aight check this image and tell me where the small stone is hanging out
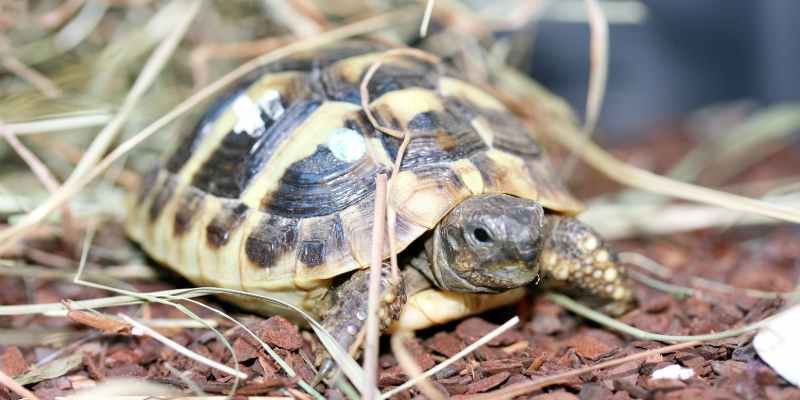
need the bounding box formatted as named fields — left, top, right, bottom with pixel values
left=425, top=332, right=464, bottom=357
left=379, top=354, right=397, bottom=369
left=253, top=316, right=304, bottom=350
left=480, top=359, right=523, bottom=374
left=567, top=331, right=621, bottom=360
left=0, top=347, right=28, bottom=377
left=465, top=371, right=510, bottom=394
left=643, top=377, right=686, bottom=391
left=105, top=363, right=147, bottom=378
left=107, top=349, right=140, bottom=367
left=232, top=337, right=259, bottom=362
left=601, top=359, right=642, bottom=388
left=711, top=360, right=746, bottom=377
left=455, top=317, right=523, bottom=346
left=579, top=383, right=614, bottom=400
left=475, top=345, right=507, bottom=361
left=378, top=366, right=407, bottom=386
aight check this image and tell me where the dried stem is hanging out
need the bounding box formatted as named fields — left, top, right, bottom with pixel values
left=466, top=341, right=702, bottom=399
left=382, top=317, right=519, bottom=399
left=0, top=129, right=74, bottom=241
left=363, top=174, right=388, bottom=400
left=119, top=313, right=247, bottom=379
left=0, top=6, right=421, bottom=253
left=390, top=330, right=445, bottom=400
left=0, top=368, right=39, bottom=400
left=420, top=0, right=435, bottom=37
left=495, top=66, right=800, bottom=224
left=0, top=55, right=62, bottom=98
left=359, top=47, right=441, bottom=281
left=561, top=0, right=608, bottom=179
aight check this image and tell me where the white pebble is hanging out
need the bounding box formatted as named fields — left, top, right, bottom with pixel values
left=232, top=94, right=264, bottom=137
left=651, top=364, right=694, bottom=380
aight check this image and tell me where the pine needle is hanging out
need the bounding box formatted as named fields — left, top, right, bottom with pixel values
left=0, top=6, right=421, bottom=254
left=494, top=65, right=800, bottom=224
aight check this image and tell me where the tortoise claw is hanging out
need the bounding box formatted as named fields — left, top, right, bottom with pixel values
left=313, top=263, right=407, bottom=378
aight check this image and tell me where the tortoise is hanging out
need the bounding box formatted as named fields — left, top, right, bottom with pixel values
left=126, top=39, right=633, bottom=368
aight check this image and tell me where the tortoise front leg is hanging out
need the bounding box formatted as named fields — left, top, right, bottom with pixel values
left=315, top=263, right=405, bottom=377
left=539, top=215, right=634, bottom=315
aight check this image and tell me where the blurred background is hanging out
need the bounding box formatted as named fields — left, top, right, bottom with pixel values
left=1, top=0, right=798, bottom=206
left=524, top=0, right=800, bottom=138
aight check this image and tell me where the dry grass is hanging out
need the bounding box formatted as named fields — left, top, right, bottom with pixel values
left=0, top=1, right=797, bottom=398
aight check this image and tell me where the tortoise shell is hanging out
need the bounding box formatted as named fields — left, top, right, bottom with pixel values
left=126, top=40, right=581, bottom=302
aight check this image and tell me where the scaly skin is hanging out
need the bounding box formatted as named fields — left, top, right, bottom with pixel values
left=316, top=194, right=633, bottom=374
left=315, top=263, right=405, bottom=378
left=538, top=215, right=633, bottom=315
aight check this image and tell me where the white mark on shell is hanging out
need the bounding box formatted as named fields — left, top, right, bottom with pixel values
left=346, top=324, right=358, bottom=335
left=356, top=310, right=367, bottom=321
left=232, top=90, right=284, bottom=138
left=256, top=90, right=284, bottom=121
left=232, top=94, right=263, bottom=137
left=326, top=127, right=366, bottom=163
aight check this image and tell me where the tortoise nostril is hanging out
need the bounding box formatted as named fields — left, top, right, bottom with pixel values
left=473, top=227, right=492, bottom=243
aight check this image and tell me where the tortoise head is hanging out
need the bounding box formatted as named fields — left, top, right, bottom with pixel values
left=427, top=194, right=544, bottom=293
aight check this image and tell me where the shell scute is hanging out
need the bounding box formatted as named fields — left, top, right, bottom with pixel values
left=126, top=40, right=582, bottom=297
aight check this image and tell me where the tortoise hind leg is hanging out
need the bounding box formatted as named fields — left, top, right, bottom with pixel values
left=539, top=215, right=634, bottom=315
left=314, top=263, right=405, bottom=377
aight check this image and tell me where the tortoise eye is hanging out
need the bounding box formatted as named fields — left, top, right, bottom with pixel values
left=472, top=227, right=492, bottom=243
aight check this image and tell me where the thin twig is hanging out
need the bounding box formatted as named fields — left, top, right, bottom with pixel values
left=390, top=331, right=445, bottom=400
left=359, top=48, right=441, bottom=139
left=0, top=55, right=62, bottom=98
left=119, top=313, right=247, bottom=379
left=1, top=131, right=61, bottom=194
left=359, top=47, right=441, bottom=282
left=466, top=341, right=701, bottom=399
left=420, top=0, right=435, bottom=37
left=189, top=36, right=293, bottom=88
left=0, top=129, right=74, bottom=239
left=37, top=0, right=85, bottom=29
left=0, top=6, right=421, bottom=254
left=1, top=112, right=112, bottom=135
left=547, top=292, right=773, bottom=341
left=495, top=66, right=800, bottom=224
left=561, top=0, right=608, bottom=179
left=0, top=368, right=38, bottom=400
left=61, top=0, right=199, bottom=197
left=620, top=252, right=800, bottom=300
left=73, top=226, right=247, bottom=395
left=382, top=317, right=519, bottom=399
left=364, top=174, right=388, bottom=400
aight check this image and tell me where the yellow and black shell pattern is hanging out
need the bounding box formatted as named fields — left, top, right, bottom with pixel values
left=126, top=40, right=582, bottom=302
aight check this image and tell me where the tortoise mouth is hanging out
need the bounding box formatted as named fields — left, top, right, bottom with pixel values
left=469, top=262, right=541, bottom=292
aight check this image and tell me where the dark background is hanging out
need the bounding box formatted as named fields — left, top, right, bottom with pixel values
left=525, top=0, right=800, bottom=138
